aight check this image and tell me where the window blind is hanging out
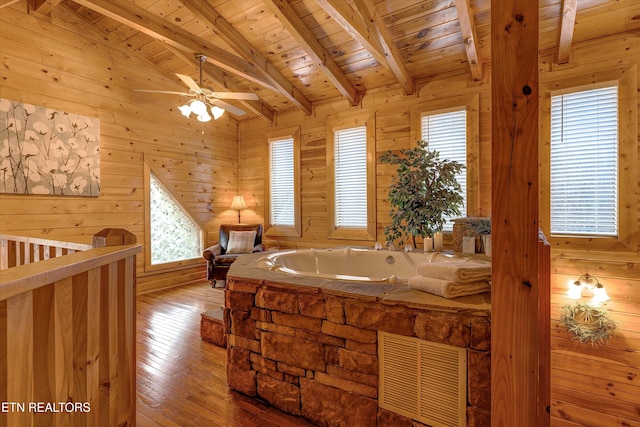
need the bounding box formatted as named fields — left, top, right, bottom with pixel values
left=421, top=110, right=467, bottom=231
left=334, top=126, right=367, bottom=228
left=269, top=138, right=295, bottom=227
left=550, top=86, right=618, bottom=236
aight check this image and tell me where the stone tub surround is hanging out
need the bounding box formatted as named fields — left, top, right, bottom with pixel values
left=225, top=253, right=491, bottom=427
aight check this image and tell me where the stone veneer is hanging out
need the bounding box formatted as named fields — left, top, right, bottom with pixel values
left=225, top=253, right=491, bottom=427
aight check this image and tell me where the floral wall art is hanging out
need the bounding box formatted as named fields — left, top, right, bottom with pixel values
left=0, top=98, right=100, bottom=196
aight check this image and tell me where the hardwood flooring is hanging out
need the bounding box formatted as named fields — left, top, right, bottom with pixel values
left=136, top=281, right=316, bottom=427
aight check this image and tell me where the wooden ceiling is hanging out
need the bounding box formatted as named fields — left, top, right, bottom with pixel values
left=11, top=0, right=640, bottom=122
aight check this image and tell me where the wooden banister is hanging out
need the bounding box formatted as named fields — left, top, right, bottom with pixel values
left=0, top=229, right=141, bottom=427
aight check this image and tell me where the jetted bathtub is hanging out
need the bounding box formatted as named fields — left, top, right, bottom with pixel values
left=256, top=247, right=462, bottom=284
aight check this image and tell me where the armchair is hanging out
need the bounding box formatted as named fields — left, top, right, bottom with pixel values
left=203, top=224, right=264, bottom=287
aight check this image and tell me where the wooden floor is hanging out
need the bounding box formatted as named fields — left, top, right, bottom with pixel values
left=136, top=281, right=316, bottom=427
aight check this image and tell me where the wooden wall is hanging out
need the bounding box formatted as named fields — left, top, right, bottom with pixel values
left=0, top=3, right=237, bottom=293
left=238, top=73, right=493, bottom=248
left=540, top=34, right=640, bottom=426
left=239, top=35, right=640, bottom=427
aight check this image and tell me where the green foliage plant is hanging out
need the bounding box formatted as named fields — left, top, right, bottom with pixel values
left=380, top=139, right=464, bottom=247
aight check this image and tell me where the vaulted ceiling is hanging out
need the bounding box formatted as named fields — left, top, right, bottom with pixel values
left=8, top=0, right=640, bottom=123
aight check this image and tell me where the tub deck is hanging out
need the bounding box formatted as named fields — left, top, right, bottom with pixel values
left=224, top=252, right=491, bottom=426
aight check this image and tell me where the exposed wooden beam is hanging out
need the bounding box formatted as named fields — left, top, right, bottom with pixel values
left=454, top=0, right=483, bottom=81
left=263, top=0, right=363, bottom=106
left=314, top=0, right=387, bottom=66
left=0, top=0, right=20, bottom=8
left=165, top=46, right=275, bottom=124
left=491, top=0, right=542, bottom=426
left=28, top=0, right=62, bottom=15
left=352, top=0, right=415, bottom=95
left=180, top=0, right=311, bottom=115
left=557, top=0, right=578, bottom=64
left=72, top=0, right=281, bottom=95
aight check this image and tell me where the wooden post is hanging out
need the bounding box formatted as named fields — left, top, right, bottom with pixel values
left=491, top=1, right=541, bottom=426
left=92, top=228, right=137, bottom=247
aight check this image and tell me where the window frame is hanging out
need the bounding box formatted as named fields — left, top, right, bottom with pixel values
left=410, top=94, right=480, bottom=225
left=539, top=65, right=638, bottom=253
left=143, top=161, right=205, bottom=273
left=264, top=127, right=301, bottom=238
left=326, top=112, right=376, bottom=241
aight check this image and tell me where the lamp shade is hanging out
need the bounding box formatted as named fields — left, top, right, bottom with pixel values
left=211, top=105, right=225, bottom=120
left=230, top=195, right=248, bottom=210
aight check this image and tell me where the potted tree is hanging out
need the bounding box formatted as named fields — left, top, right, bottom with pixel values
left=380, top=139, right=464, bottom=248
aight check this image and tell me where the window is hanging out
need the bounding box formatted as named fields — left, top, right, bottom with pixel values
left=540, top=66, right=637, bottom=252
left=269, top=138, right=295, bottom=226
left=420, top=109, right=467, bottom=231
left=550, top=86, right=618, bottom=236
left=327, top=113, right=376, bottom=240
left=148, top=172, right=202, bottom=265
left=334, top=126, right=367, bottom=228
left=265, top=127, right=301, bottom=237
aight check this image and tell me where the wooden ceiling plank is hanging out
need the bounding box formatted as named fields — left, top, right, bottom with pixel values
left=352, top=0, right=416, bottom=95
left=263, top=0, right=363, bottom=106
left=454, top=0, right=483, bottom=81
left=180, top=0, right=311, bottom=115
left=72, top=0, right=279, bottom=93
left=557, top=0, right=577, bottom=64
left=164, top=46, right=275, bottom=124
left=314, top=0, right=387, bottom=66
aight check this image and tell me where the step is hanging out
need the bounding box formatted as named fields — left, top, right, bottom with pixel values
left=200, top=307, right=226, bottom=348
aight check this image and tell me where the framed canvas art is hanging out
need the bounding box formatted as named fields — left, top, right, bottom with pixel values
left=0, top=98, right=100, bottom=196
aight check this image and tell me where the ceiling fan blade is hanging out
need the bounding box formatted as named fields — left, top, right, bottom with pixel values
left=133, top=89, right=191, bottom=96
left=213, top=100, right=246, bottom=117
left=175, top=73, right=201, bottom=92
left=209, top=92, right=258, bottom=100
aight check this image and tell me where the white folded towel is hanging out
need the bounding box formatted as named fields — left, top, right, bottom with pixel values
left=408, top=275, right=491, bottom=299
left=416, top=261, right=491, bottom=283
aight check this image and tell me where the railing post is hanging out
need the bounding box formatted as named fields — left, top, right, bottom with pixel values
left=92, top=228, right=137, bottom=247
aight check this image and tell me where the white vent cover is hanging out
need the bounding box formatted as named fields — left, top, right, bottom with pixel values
left=379, top=332, right=467, bottom=427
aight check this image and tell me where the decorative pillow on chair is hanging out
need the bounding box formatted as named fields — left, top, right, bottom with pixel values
left=226, top=230, right=257, bottom=254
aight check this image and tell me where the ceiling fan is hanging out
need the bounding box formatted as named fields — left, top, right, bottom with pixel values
left=134, top=54, right=258, bottom=121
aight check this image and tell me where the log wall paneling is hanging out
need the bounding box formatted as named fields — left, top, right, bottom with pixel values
left=0, top=3, right=236, bottom=293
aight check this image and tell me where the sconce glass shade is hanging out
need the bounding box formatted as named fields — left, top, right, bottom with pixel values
left=211, top=105, right=225, bottom=120
left=592, top=283, right=610, bottom=304
left=567, top=281, right=583, bottom=299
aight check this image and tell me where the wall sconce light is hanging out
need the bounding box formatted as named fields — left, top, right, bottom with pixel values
left=568, top=273, right=610, bottom=305
left=230, top=195, right=248, bottom=224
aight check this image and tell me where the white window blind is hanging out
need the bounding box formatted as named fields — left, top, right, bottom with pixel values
left=421, top=110, right=467, bottom=231
left=550, top=86, right=618, bottom=236
left=269, top=138, right=295, bottom=227
left=334, top=126, right=367, bottom=228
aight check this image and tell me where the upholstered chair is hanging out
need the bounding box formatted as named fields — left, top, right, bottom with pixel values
left=202, top=224, right=263, bottom=287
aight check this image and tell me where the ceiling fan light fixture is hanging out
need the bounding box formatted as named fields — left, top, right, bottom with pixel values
left=189, top=99, right=207, bottom=115
left=211, top=105, right=225, bottom=120
left=196, top=112, right=212, bottom=122
left=178, top=104, right=192, bottom=118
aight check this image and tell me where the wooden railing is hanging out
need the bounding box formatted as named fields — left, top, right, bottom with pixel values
left=0, top=229, right=141, bottom=427
left=0, top=234, right=92, bottom=270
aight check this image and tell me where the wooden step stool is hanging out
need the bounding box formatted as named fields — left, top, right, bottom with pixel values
left=200, top=307, right=226, bottom=347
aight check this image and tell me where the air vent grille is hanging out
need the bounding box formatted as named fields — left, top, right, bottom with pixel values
left=379, top=332, right=467, bottom=427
